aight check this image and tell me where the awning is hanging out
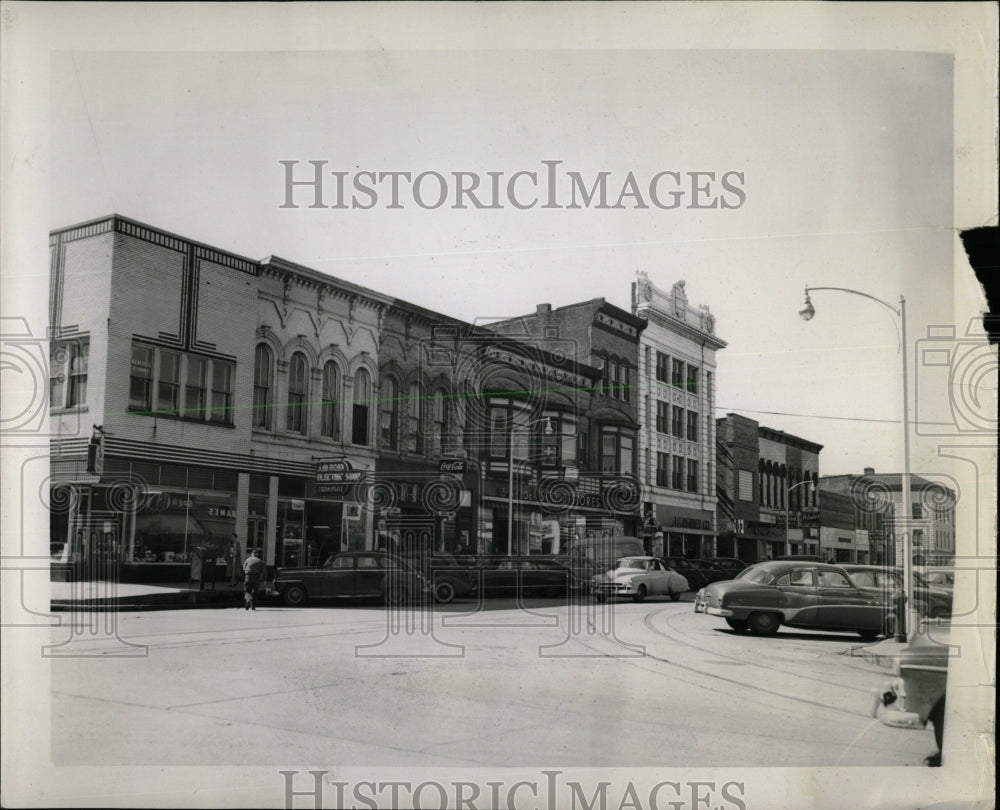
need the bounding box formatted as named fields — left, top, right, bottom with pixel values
left=135, top=513, right=206, bottom=536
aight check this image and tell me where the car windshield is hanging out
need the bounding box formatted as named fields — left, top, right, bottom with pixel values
left=617, top=557, right=649, bottom=570
left=735, top=565, right=776, bottom=585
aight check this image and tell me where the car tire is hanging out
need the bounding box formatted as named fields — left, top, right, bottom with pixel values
left=669, top=590, right=681, bottom=602
left=594, top=591, right=606, bottom=602
left=283, top=584, right=307, bottom=607
left=748, top=612, right=781, bottom=635
left=725, top=618, right=749, bottom=633
left=632, top=585, right=647, bottom=603
left=434, top=580, right=456, bottom=604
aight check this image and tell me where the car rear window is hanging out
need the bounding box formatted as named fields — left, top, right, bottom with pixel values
left=736, top=565, right=775, bottom=585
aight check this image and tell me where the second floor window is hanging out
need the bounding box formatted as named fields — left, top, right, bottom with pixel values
left=671, top=405, right=683, bottom=438
left=408, top=380, right=423, bottom=453
left=687, top=410, right=699, bottom=441
left=599, top=426, right=636, bottom=476
left=687, top=459, right=699, bottom=493
left=352, top=369, right=371, bottom=445
left=158, top=351, right=181, bottom=416
left=380, top=377, right=399, bottom=450
left=321, top=361, right=339, bottom=439
left=210, top=360, right=233, bottom=423
left=432, top=388, right=448, bottom=453
left=51, top=340, right=90, bottom=409
left=129, top=345, right=153, bottom=412
left=286, top=352, right=308, bottom=433
left=672, top=455, right=684, bottom=490
left=656, top=452, right=669, bottom=487
left=185, top=357, right=207, bottom=419
left=253, top=344, right=272, bottom=428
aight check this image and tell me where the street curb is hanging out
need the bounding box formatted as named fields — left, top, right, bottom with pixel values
left=845, top=640, right=905, bottom=671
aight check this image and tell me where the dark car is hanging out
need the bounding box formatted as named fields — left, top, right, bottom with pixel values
left=708, top=557, right=750, bottom=577
left=471, top=555, right=581, bottom=597
left=694, top=560, right=894, bottom=638
left=272, top=551, right=430, bottom=606
left=397, top=551, right=477, bottom=604
left=841, top=564, right=952, bottom=620
left=663, top=557, right=727, bottom=591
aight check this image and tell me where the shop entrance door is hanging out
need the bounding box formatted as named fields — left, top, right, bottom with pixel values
left=247, top=516, right=268, bottom=555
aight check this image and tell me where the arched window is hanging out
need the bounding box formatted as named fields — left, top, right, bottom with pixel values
left=408, top=380, right=423, bottom=453
left=253, top=344, right=273, bottom=429
left=352, top=369, right=371, bottom=445
left=286, top=352, right=308, bottom=433
left=321, top=361, right=339, bottom=439
left=379, top=376, right=398, bottom=450
left=433, top=388, right=448, bottom=453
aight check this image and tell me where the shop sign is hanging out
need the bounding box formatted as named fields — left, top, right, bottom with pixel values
left=439, top=458, right=466, bottom=473
left=316, top=458, right=364, bottom=495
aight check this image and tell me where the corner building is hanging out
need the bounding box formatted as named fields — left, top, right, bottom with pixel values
left=632, top=274, right=726, bottom=558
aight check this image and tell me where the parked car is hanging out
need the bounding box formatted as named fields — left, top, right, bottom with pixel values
left=871, top=626, right=950, bottom=766
left=272, top=551, right=430, bottom=606
left=708, top=557, right=749, bottom=577
left=840, top=564, right=952, bottom=620
left=593, top=556, right=689, bottom=602
left=561, top=536, right=647, bottom=583
left=397, top=551, right=477, bottom=604
left=920, top=567, right=955, bottom=589
left=694, top=560, right=894, bottom=638
left=470, top=555, right=581, bottom=598
left=662, top=557, right=725, bottom=590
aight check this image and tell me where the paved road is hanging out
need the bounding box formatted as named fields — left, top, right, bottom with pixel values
left=50, top=594, right=936, bottom=767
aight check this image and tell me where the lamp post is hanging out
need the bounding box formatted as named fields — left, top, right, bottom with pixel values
left=507, top=416, right=553, bottom=556
left=785, top=479, right=816, bottom=557
left=799, top=285, right=913, bottom=643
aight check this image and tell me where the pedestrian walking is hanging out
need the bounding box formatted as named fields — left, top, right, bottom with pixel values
left=243, top=548, right=263, bottom=610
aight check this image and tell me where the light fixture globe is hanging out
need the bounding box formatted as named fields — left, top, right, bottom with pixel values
left=799, top=292, right=815, bottom=321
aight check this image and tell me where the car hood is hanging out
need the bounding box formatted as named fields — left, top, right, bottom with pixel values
left=702, top=578, right=758, bottom=596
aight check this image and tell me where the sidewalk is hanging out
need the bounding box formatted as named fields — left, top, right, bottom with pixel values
left=50, top=579, right=249, bottom=611
left=844, top=637, right=908, bottom=670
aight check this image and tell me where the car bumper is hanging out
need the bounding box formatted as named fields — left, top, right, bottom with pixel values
left=593, top=582, right=636, bottom=597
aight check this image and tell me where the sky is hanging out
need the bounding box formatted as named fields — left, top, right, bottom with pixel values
left=46, top=46, right=978, bottom=478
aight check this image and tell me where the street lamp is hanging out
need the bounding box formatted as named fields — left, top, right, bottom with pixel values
left=785, top=479, right=816, bottom=557
left=799, top=285, right=913, bottom=643
left=507, top=416, right=553, bottom=556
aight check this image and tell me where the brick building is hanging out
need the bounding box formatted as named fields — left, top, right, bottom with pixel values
left=486, top=298, right=648, bottom=541
left=715, top=413, right=822, bottom=562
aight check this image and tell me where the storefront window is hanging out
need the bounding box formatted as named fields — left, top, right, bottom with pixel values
left=132, top=491, right=235, bottom=563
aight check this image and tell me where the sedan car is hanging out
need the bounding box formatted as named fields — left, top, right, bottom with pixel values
left=592, top=557, right=689, bottom=602
left=871, top=626, right=949, bottom=766
left=694, top=560, right=893, bottom=638
left=662, top=557, right=725, bottom=591
left=470, top=556, right=581, bottom=598
left=708, top=557, right=750, bottom=577
left=273, top=551, right=430, bottom=606
left=397, top=551, right=477, bottom=604
left=841, top=564, right=952, bottom=620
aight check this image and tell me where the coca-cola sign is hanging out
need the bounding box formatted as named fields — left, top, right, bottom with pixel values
left=439, top=459, right=467, bottom=473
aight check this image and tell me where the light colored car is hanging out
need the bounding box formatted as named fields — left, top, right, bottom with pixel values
left=871, top=627, right=949, bottom=766
left=592, top=556, right=689, bottom=603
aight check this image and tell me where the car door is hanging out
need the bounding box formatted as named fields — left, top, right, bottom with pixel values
left=354, top=554, right=385, bottom=596
left=774, top=568, right=821, bottom=625
left=647, top=560, right=669, bottom=596
left=316, top=554, right=355, bottom=597
left=814, top=568, right=877, bottom=630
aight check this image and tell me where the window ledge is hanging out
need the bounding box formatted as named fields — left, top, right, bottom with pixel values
left=50, top=405, right=89, bottom=415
